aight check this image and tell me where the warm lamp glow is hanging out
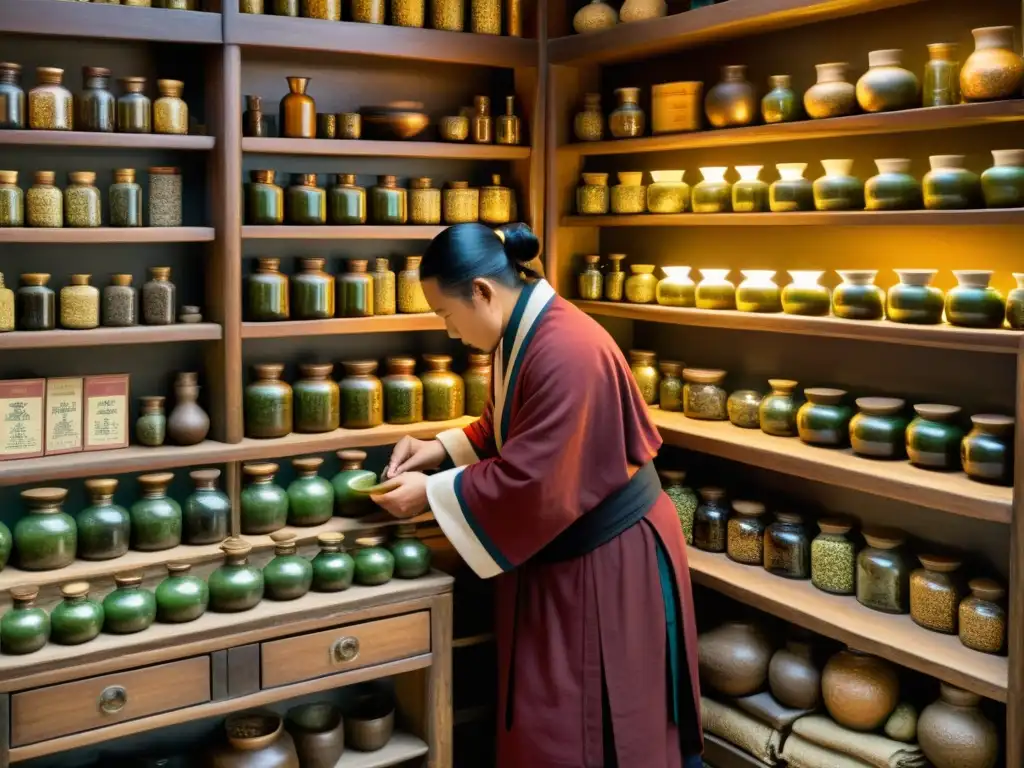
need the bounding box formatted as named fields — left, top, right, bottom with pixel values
left=777, top=163, right=808, bottom=181
left=662, top=266, right=693, bottom=280
left=650, top=170, right=685, bottom=183
left=788, top=270, right=824, bottom=287
left=740, top=270, right=777, bottom=286
left=735, top=165, right=763, bottom=182
left=699, top=167, right=729, bottom=183
left=699, top=268, right=731, bottom=281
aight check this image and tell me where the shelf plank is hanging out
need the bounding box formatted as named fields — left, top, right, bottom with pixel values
left=547, top=0, right=927, bottom=65
left=243, top=512, right=437, bottom=552
left=243, top=137, right=530, bottom=160
left=688, top=549, right=1008, bottom=702
left=0, top=131, right=215, bottom=151
left=575, top=301, right=1023, bottom=355
left=242, top=225, right=445, bottom=240
left=0, top=324, right=223, bottom=351
left=563, top=210, right=1024, bottom=228
left=0, top=0, right=222, bottom=43
left=650, top=409, right=1012, bottom=523
left=563, top=100, right=1024, bottom=157
left=336, top=732, right=429, bottom=768
left=242, top=315, right=445, bottom=338
left=226, top=13, right=538, bottom=67
left=701, top=733, right=766, bottom=768
left=0, top=228, right=215, bottom=244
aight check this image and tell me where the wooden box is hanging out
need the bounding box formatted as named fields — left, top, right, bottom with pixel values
left=45, top=377, right=84, bottom=456
left=83, top=374, right=130, bottom=452
left=652, top=81, right=703, bottom=134
left=0, top=379, right=46, bottom=462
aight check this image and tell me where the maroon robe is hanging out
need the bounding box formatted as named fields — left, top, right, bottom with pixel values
left=427, top=280, right=703, bottom=767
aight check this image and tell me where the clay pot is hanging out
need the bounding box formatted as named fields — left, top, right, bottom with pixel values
left=856, top=49, right=920, bottom=112
left=167, top=371, right=210, bottom=446
left=207, top=712, right=300, bottom=768
left=804, top=62, right=856, bottom=119
left=572, top=0, right=617, bottom=33
left=918, top=684, right=998, bottom=768
left=285, top=703, right=345, bottom=768
left=619, top=0, right=665, bottom=23
left=821, top=648, right=899, bottom=731
left=347, top=691, right=395, bottom=752
left=697, top=620, right=772, bottom=697
left=768, top=640, right=820, bottom=710
left=961, top=26, right=1024, bottom=102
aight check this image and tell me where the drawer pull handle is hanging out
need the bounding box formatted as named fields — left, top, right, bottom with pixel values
left=99, top=686, right=128, bottom=714
left=331, top=636, right=360, bottom=664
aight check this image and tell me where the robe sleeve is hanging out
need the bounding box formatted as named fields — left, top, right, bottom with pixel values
left=435, top=400, right=497, bottom=467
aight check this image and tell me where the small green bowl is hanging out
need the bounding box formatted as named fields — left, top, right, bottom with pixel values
left=347, top=476, right=402, bottom=496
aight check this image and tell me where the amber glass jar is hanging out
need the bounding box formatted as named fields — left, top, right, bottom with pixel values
left=959, top=578, right=1006, bottom=654
left=247, top=170, right=284, bottom=225
left=727, top=500, right=766, bottom=565
left=292, top=257, right=334, bottom=320
left=338, top=259, right=374, bottom=317
left=694, top=487, right=728, bottom=553
left=78, top=66, right=115, bottom=132
left=109, top=168, right=142, bottom=228
left=373, top=257, right=396, bottom=315
left=248, top=258, right=290, bottom=322
left=29, top=67, right=73, bottom=130
left=154, top=79, right=188, bottom=135
left=465, top=351, right=492, bottom=417
left=410, top=177, right=441, bottom=224
left=65, top=172, right=102, bottom=228
left=910, top=554, right=963, bottom=634
left=245, top=363, right=294, bottom=439
left=60, top=274, right=100, bottom=330
left=340, top=361, right=384, bottom=429
left=17, top=273, right=55, bottom=331
left=432, top=0, right=464, bottom=30
left=371, top=175, right=408, bottom=224
left=423, top=354, right=465, bottom=420
left=399, top=255, right=431, bottom=313
left=764, top=512, right=810, bottom=579
left=383, top=356, right=423, bottom=424
left=26, top=171, right=62, bottom=228
left=443, top=181, right=480, bottom=224
left=280, top=77, right=316, bottom=139
left=857, top=527, right=911, bottom=614
left=117, top=77, right=151, bottom=133
left=286, top=174, right=326, bottom=225
left=0, top=62, right=25, bottom=130
left=0, top=170, right=24, bottom=227
left=328, top=174, right=366, bottom=225
left=294, top=363, right=340, bottom=433
left=480, top=174, right=512, bottom=225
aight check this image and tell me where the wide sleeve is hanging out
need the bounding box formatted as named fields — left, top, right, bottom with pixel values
left=435, top=400, right=497, bottom=467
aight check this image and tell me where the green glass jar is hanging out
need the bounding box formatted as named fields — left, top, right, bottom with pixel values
left=659, top=469, right=697, bottom=545
left=373, top=257, right=396, bottom=316
left=811, top=517, right=857, bottom=595
left=0, top=62, right=25, bottom=130
left=693, top=487, right=728, bottom=553
left=288, top=457, right=335, bottom=526
left=264, top=531, right=313, bottom=601
left=130, top=473, right=182, bottom=552
left=732, top=166, right=770, bottom=213
left=399, top=255, right=432, bottom=314
left=248, top=258, right=290, bottom=322
left=656, top=266, right=695, bottom=307
left=759, top=379, right=800, bottom=437
left=423, top=354, right=465, bottom=421
left=117, top=77, right=151, bottom=133
left=2, top=587, right=50, bottom=654
left=961, top=414, right=1013, bottom=485
left=692, top=167, right=732, bottom=213
left=833, top=270, right=885, bottom=320
left=65, top=171, right=102, bottom=228
left=770, top=163, right=814, bottom=212
left=981, top=149, right=1024, bottom=208
left=0, top=170, right=24, bottom=227
left=797, top=388, right=853, bottom=447
left=338, top=259, right=374, bottom=317
left=945, top=270, right=1005, bottom=328
left=604, top=255, right=626, bottom=301
left=292, top=257, right=335, bottom=320
left=383, top=356, right=424, bottom=425
left=50, top=582, right=103, bottom=645
left=887, top=269, right=943, bottom=324
left=578, top=255, right=603, bottom=300
left=907, top=404, right=964, bottom=470
left=465, top=351, right=492, bottom=418
left=353, top=535, right=395, bottom=586
left=78, top=478, right=130, bottom=561
left=286, top=173, right=326, bottom=225
left=695, top=269, right=736, bottom=310
left=103, top=573, right=157, bottom=634
left=764, top=512, right=810, bottom=579
left=241, top=462, right=289, bottom=535
left=328, top=174, right=367, bottom=225
left=850, top=397, right=908, bottom=459
left=813, top=159, right=864, bottom=211
left=923, top=154, right=981, bottom=210
left=294, top=363, right=340, bottom=434
left=370, top=175, right=408, bottom=224
left=624, top=264, right=657, bottom=304
left=444, top=181, right=480, bottom=223
left=390, top=524, right=432, bottom=578
left=865, top=158, right=921, bottom=210
left=155, top=563, right=209, bottom=623
left=245, top=363, right=294, bottom=439
left=183, top=469, right=231, bottom=545
left=629, top=350, right=659, bottom=406
left=683, top=368, right=728, bottom=420
left=761, top=75, right=798, bottom=123
left=312, top=532, right=356, bottom=592
left=728, top=389, right=763, bottom=429
left=647, top=171, right=690, bottom=214
left=576, top=173, right=609, bottom=215
left=209, top=538, right=264, bottom=612
left=340, top=360, right=384, bottom=429
left=857, top=528, right=910, bottom=614
left=246, top=170, right=284, bottom=225
left=736, top=270, right=781, bottom=312
left=658, top=360, right=683, bottom=412
left=1007, top=272, right=1024, bottom=329
left=16, top=487, right=77, bottom=571
left=332, top=450, right=377, bottom=517
left=0, top=519, right=11, bottom=571
left=79, top=66, right=115, bottom=132
left=109, top=168, right=142, bottom=227
left=727, top=500, right=766, bottom=566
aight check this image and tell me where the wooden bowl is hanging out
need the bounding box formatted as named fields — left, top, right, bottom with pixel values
left=359, top=101, right=429, bottom=140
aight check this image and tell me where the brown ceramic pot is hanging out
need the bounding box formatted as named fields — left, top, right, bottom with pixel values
left=167, top=371, right=211, bottom=446
left=918, top=684, right=998, bottom=768
left=285, top=703, right=344, bottom=767
left=697, top=620, right=772, bottom=697
left=821, top=647, right=899, bottom=732
left=347, top=690, right=395, bottom=752
left=768, top=640, right=820, bottom=710
left=207, top=712, right=300, bottom=768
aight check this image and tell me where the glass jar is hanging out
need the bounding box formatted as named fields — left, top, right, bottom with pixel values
left=472, top=95, right=492, bottom=144
left=812, top=159, right=863, bottom=211
left=154, top=79, right=188, bottom=135
left=683, top=368, right=728, bottom=420
left=0, top=62, right=25, bottom=130
left=628, top=350, right=659, bottom=406
left=328, top=174, right=366, bottom=225
left=263, top=531, right=313, bottom=601
left=736, top=270, right=781, bottom=312
left=0, top=273, right=13, bottom=333
left=833, top=270, right=884, bottom=320
left=625, top=264, right=657, bottom=304
left=761, top=74, right=798, bottom=123
left=78, top=66, right=115, bottom=132
left=108, top=168, right=143, bottom=228
left=692, top=167, right=732, bottom=213
left=17, top=273, right=55, bottom=331
left=727, top=500, right=766, bottom=565
left=961, top=414, right=1013, bottom=485
left=481, top=174, right=512, bottom=225
left=609, top=86, right=645, bottom=138
left=383, top=356, right=423, bottom=424
left=945, top=270, right=1005, bottom=328
left=423, top=354, right=465, bottom=420
left=574, top=93, right=603, bottom=141
left=338, top=259, right=374, bottom=317
left=240, top=463, right=289, bottom=534
left=51, top=582, right=103, bottom=645
left=865, top=158, right=921, bottom=210
left=29, top=67, right=73, bottom=130
left=292, top=257, right=334, bottom=320
left=371, top=175, right=408, bottom=224
left=372, top=257, right=396, bottom=316
left=432, top=0, right=464, bottom=31
left=391, top=0, right=425, bottom=26
left=247, top=170, right=284, bottom=225
left=959, top=578, right=1005, bottom=654
left=923, top=154, right=982, bottom=210
left=26, top=171, right=62, bottom=228
left=351, top=0, right=385, bottom=22
left=1009, top=272, right=1024, bottom=329
left=148, top=167, right=183, bottom=227
left=759, top=379, right=799, bottom=437
left=850, top=397, right=908, bottom=459
left=731, top=165, right=769, bottom=212
left=797, top=388, right=853, bottom=447
left=907, top=403, right=964, bottom=470
left=910, top=554, right=963, bottom=634
left=694, top=487, right=728, bottom=553
left=245, top=363, right=293, bottom=439
left=604, top=254, right=626, bottom=301
left=727, top=389, right=762, bottom=429
left=155, top=563, right=209, bottom=624
left=143, top=266, right=176, bottom=325
left=0, top=170, right=23, bottom=227
left=312, top=532, right=356, bottom=592
left=390, top=524, right=432, bottom=578
left=655, top=266, right=695, bottom=307
left=353, top=536, right=396, bottom=586
left=129, top=472, right=182, bottom=551
left=647, top=170, right=690, bottom=214
left=287, top=457, right=335, bottom=526
left=78, top=477, right=130, bottom=560
left=209, top=539, right=264, bottom=612
left=183, top=468, right=231, bottom=545
left=578, top=255, right=603, bottom=300
left=769, top=163, right=813, bottom=212
left=286, top=173, right=326, bottom=225
left=811, top=516, right=857, bottom=595
left=764, top=512, right=810, bottom=579
left=695, top=269, right=736, bottom=310
left=465, top=351, right=493, bottom=417
left=332, top=450, right=376, bottom=517
left=781, top=270, right=830, bottom=316
left=660, top=469, right=697, bottom=544
left=136, top=396, right=166, bottom=447
left=409, top=177, right=441, bottom=224
left=248, top=257, right=290, bottom=322
left=981, top=149, right=1024, bottom=209
left=294, top=362, right=340, bottom=433
left=444, top=181, right=480, bottom=224
left=923, top=42, right=961, bottom=106
left=340, top=360, right=384, bottom=429
left=658, top=360, right=683, bottom=412
left=60, top=274, right=100, bottom=330
left=887, top=269, right=943, bottom=324
left=117, top=76, right=151, bottom=133
left=280, top=76, right=316, bottom=139
left=857, top=527, right=910, bottom=613
left=15, top=488, right=75, bottom=570
left=64, top=172, right=102, bottom=228
left=1, top=587, right=49, bottom=655
left=399, top=255, right=431, bottom=313
left=577, top=172, right=610, bottom=215
left=610, top=172, right=646, bottom=214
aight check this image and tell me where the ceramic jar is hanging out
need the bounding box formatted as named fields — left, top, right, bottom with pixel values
left=136, top=396, right=166, bottom=447
left=695, top=268, right=735, bottom=309
left=736, top=270, right=781, bottom=312
left=697, top=620, right=772, bottom=697
left=705, top=65, right=756, bottom=128
left=51, top=582, right=103, bottom=645
left=409, top=178, right=441, bottom=225
left=248, top=258, right=289, bottom=322
left=804, top=62, right=856, bottom=119
left=329, top=174, right=366, bottom=225
left=480, top=175, right=512, bottom=225
left=647, top=170, right=690, bottom=213
left=821, top=648, right=899, bottom=732
left=390, top=524, right=432, bottom=578
left=609, top=87, right=645, bottom=139
left=945, top=270, right=1005, bottom=328
left=797, top=388, right=853, bottom=447
left=684, top=369, right=728, bottom=420
left=628, top=350, right=659, bottom=405
left=887, top=269, right=943, bottom=324
left=728, top=389, right=762, bottom=429
left=769, top=163, right=813, bottom=212
left=156, top=563, right=209, bottom=623
left=865, top=158, right=921, bottom=210
left=383, top=356, right=424, bottom=424
left=281, top=76, right=315, bottom=139
left=212, top=713, right=300, bottom=768
left=923, top=155, right=982, bottom=210
left=0, top=171, right=22, bottom=228
left=103, top=573, right=156, bottom=634
left=79, top=66, right=115, bottom=132
left=264, top=531, right=313, bottom=601
left=759, top=379, right=799, bottom=437
left=312, top=532, right=355, bottom=592
left=241, top=463, right=289, bottom=534
left=26, top=172, right=62, bottom=228
left=78, top=478, right=130, bottom=560
left=732, top=165, right=769, bottom=213
left=578, top=255, right=603, bottom=300
left=245, top=363, right=293, bottom=439
left=369, top=175, right=408, bottom=224
left=573, top=93, right=604, bottom=141
left=769, top=640, right=821, bottom=714
left=658, top=360, right=683, bottom=412
left=576, top=172, right=610, bottom=214
left=292, top=257, right=334, bottom=320
left=907, top=404, right=964, bottom=470
left=370, top=258, right=396, bottom=317
left=856, top=49, right=919, bottom=112
left=619, top=0, right=664, bottom=22
left=625, top=264, right=657, bottom=304
left=340, top=360, right=384, bottom=429
left=1007, top=273, right=1024, bottom=329
left=573, top=0, right=617, bottom=33
left=64, top=172, right=102, bottom=228
left=29, top=67, right=73, bottom=130
left=286, top=174, right=326, bottom=225
left=286, top=704, right=345, bottom=768
left=465, top=351, right=492, bottom=418
left=833, top=270, right=884, bottom=320
left=209, top=539, right=264, bottom=612
left=116, top=77, right=150, bottom=133
left=918, top=684, right=999, bottom=768
left=910, top=554, right=963, bottom=634
left=2, top=587, right=50, bottom=654
left=961, top=25, right=1024, bottom=101
left=782, top=271, right=831, bottom=316
left=610, top=172, right=646, bottom=214
left=16, top=488, right=76, bottom=571
left=813, top=159, right=864, bottom=211
left=961, top=414, right=1013, bottom=485
left=857, top=527, right=911, bottom=614
left=726, top=500, right=766, bottom=565
left=294, top=363, right=340, bottom=434
left=169, top=371, right=211, bottom=446
left=850, top=397, right=908, bottom=459
left=332, top=450, right=376, bottom=517
left=924, top=42, right=961, bottom=106
left=812, top=517, right=857, bottom=595
left=656, top=266, right=695, bottom=307
left=981, top=149, right=1024, bottom=208
left=762, top=75, right=798, bottom=123
left=130, top=473, right=182, bottom=551
left=605, top=254, right=626, bottom=301
left=353, top=536, right=395, bottom=586
left=764, top=512, right=810, bottom=579
left=692, top=167, right=732, bottom=213
left=0, top=62, right=25, bottom=130
left=443, top=181, right=479, bottom=224
left=660, top=469, right=697, bottom=544
left=694, top=487, right=728, bottom=552
left=283, top=458, right=333, bottom=527
left=959, top=578, right=1006, bottom=654
left=247, top=170, right=284, bottom=225
left=181, top=469, right=230, bottom=546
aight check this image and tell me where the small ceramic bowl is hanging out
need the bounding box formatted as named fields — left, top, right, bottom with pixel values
left=360, top=101, right=429, bottom=140
left=438, top=115, right=470, bottom=142
left=286, top=703, right=345, bottom=767
left=347, top=709, right=393, bottom=752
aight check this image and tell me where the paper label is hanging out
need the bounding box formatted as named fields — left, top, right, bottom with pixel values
left=0, top=380, right=45, bottom=460
left=46, top=377, right=83, bottom=455
left=85, top=375, right=130, bottom=451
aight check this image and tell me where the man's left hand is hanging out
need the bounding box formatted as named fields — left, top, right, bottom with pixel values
left=370, top=472, right=430, bottom=518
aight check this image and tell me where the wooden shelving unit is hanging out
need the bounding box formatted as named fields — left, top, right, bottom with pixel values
left=0, top=227, right=216, bottom=243
left=0, top=131, right=216, bottom=151
left=0, top=324, right=223, bottom=351
left=562, top=209, right=1024, bottom=227
left=242, top=315, right=446, bottom=338
left=0, top=0, right=223, bottom=43
left=244, top=137, right=531, bottom=161
left=241, top=225, right=447, bottom=240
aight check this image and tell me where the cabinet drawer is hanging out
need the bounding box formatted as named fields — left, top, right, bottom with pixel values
left=12, top=656, right=210, bottom=746
left=261, top=611, right=430, bottom=689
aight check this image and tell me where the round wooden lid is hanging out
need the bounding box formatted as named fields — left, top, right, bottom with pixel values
left=804, top=387, right=846, bottom=405
left=683, top=368, right=726, bottom=385
left=20, top=487, right=68, bottom=508
left=862, top=527, right=906, bottom=549
left=699, top=486, right=725, bottom=502
left=61, top=581, right=90, bottom=599
left=318, top=532, right=345, bottom=547
left=968, top=578, right=1005, bottom=602
left=114, top=572, right=144, bottom=588
left=221, top=537, right=252, bottom=556
left=732, top=500, right=765, bottom=517
left=817, top=516, right=854, bottom=535
left=912, top=403, right=961, bottom=420
left=917, top=554, right=962, bottom=573
left=767, top=378, right=798, bottom=393
left=10, top=586, right=39, bottom=602
left=774, top=511, right=804, bottom=525
left=855, top=397, right=904, bottom=415
left=356, top=535, right=387, bottom=548
left=243, top=462, right=279, bottom=478
left=293, top=456, right=324, bottom=473
left=84, top=478, right=118, bottom=497
left=167, top=562, right=192, bottom=574
left=338, top=449, right=367, bottom=463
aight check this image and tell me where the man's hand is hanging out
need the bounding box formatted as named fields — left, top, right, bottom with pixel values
left=371, top=472, right=430, bottom=518
left=384, top=437, right=447, bottom=479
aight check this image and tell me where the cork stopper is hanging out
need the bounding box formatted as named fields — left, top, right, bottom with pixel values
left=0, top=170, right=17, bottom=185
left=356, top=535, right=387, bottom=548
left=157, top=79, right=184, bottom=97
left=68, top=171, right=97, bottom=185
left=140, top=395, right=165, bottom=414
left=337, top=449, right=366, bottom=469
left=149, top=166, right=181, bottom=176
left=863, top=527, right=906, bottom=549
left=114, top=572, right=144, bottom=588
left=36, top=66, right=64, bottom=85
left=111, top=274, right=133, bottom=287
left=256, top=257, right=281, bottom=272
left=817, top=516, right=854, bottom=535
left=113, top=169, right=136, bottom=184
left=448, top=180, right=470, bottom=190
left=10, top=586, right=39, bottom=603
left=699, top=487, right=725, bottom=503
left=968, top=578, right=1005, bottom=602
left=61, top=582, right=90, bottom=599
left=83, top=65, right=111, bottom=80
left=167, top=562, right=193, bottom=575
left=374, top=257, right=391, bottom=273
left=271, top=529, right=297, bottom=554
left=21, top=487, right=68, bottom=509
left=243, top=462, right=279, bottom=481
left=119, top=76, right=146, bottom=93
left=583, top=255, right=600, bottom=265
left=377, top=175, right=398, bottom=188
left=918, top=554, right=962, bottom=573
left=318, top=532, right=345, bottom=550
left=336, top=173, right=358, bottom=186
left=190, top=468, right=221, bottom=488
left=404, top=255, right=422, bottom=270
left=299, top=257, right=326, bottom=272
left=423, top=354, right=452, bottom=371
left=70, top=274, right=92, bottom=287
left=386, top=356, right=417, bottom=375
left=293, top=173, right=318, bottom=187
left=221, top=537, right=252, bottom=558
left=298, top=362, right=334, bottom=379
left=150, top=266, right=172, bottom=281
left=395, top=524, right=417, bottom=538
left=33, top=171, right=55, bottom=186
left=251, top=169, right=276, bottom=184
left=138, top=472, right=174, bottom=495
left=488, top=174, right=503, bottom=187
left=732, top=500, right=765, bottom=517
left=292, top=456, right=324, bottom=475
left=410, top=177, right=433, bottom=190
left=342, top=360, right=379, bottom=377
left=21, top=273, right=51, bottom=287
left=343, top=259, right=368, bottom=274
left=253, top=362, right=286, bottom=380
left=84, top=477, right=118, bottom=500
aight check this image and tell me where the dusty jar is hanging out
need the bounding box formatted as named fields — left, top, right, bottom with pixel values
left=372, top=175, right=408, bottom=224
left=136, top=396, right=166, bottom=447
left=982, top=148, right=1024, bottom=208
left=78, top=478, right=130, bottom=560
left=16, top=487, right=76, bottom=571
left=647, top=170, right=690, bottom=213
left=294, top=363, right=341, bottom=433
left=611, top=171, right=646, bottom=214
left=0, top=273, right=13, bottom=332
left=2, top=586, right=50, bottom=654
left=329, top=174, right=366, bottom=225
left=391, top=0, right=424, bottom=25
left=694, top=487, right=728, bottom=553
left=399, top=255, right=431, bottom=313
left=240, top=463, right=289, bottom=534
left=154, top=79, right=188, bottom=135
left=683, top=368, right=728, bottom=420
left=625, top=264, right=657, bottom=304
left=764, top=512, right=810, bottom=579
left=338, top=259, right=373, bottom=317
left=292, top=257, right=334, bottom=320
left=658, top=360, right=683, bottom=412
left=759, top=379, right=799, bottom=437
left=340, top=360, right=384, bottom=429
left=609, top=87, right=645, bottom=139
left=910, top=554, right=963, bottom=634
left=312, top=532, right=355, bottom=592
left=422, top=354, right=465, bottom=420
left=695, top=268, right=735, bottom=309
left=78, top=66, right=115, bottom=132
left=736, top=270, right=780, bottom=312
left=887, top=269, right=943, bottom=324
left=578, top=255, right=603, bottom=300
left=443, top=181, right=479, bottom=224
left=857, top=527, right=911, bottom=614
left=17, top=273, right=56, bottom=331
left=184, top=468, right=231, bottom=545
left=959, top=578, right=1006, bottom=654
left=628, top=350, right=659, bottom=405
left=432, top=0, right=464, bottom=31
left=142, top=266, right=176, bottom=325
left=130, top=473, right=182, bottom=551
left=604, top=254, right=626, bottom=301
left=574, top=93, right=604, bottom=142
left=248, top=258, right=290, bottom=322
left=149, top=166, right=183, bottom=227
left=727, top=500, right=766, bottom=566
left=465, top=351, right=493, bottom=418
left=656, top=265, right=695, bottom=307
left=769, top=163, right=813, bottom=212
left=209, top=539, right=264, bottom=612
left=65, top=171, right=102, bottom=228
left=60, top=274, right=100, bottom=330
left=761, top=74, right=798, bottom=124
left=245, top=363, right=293, bottom=439
left=961, top=414, right=1013, bottom=485
left=372, top=257, right=396, bottom=316
left=109, top=168, right=142, bottom=228
left=410, top=177, right=441, bottom=225
left=577, top=172, right=610, bottom=214
left=804, top=62, right=856, bottom=119
left=26, top=171, right=62, bottom=228
left=833, top=269, right=884, bottom=320
left=29, top=67, right=73, bottom=130
left=264, top=531, right=313, bottom=600
left=50, top=582, right=102, bottom=645
left=856, top=49, right=920, bottom=112
left=660, top=470, right=696, bottom=544
left=287, top=457, right=335, bottom=526
left=782, top=270, right=830, bottom=315
left=383, top=356, right=424, bottom=424
left=117, top=77, right=151, bottom=133
left=480, top=174, right=512, bottom=225
left=692, top=167, right=732, bottom=213
left=728, top=389, right=762, bottom=429
left=812, top=516, right=857, bottom=595
left=961, top=25, right=1024, bottom=101
left=704, top=65, right=756, bottom=128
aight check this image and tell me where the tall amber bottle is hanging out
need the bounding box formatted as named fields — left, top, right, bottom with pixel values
left=280, top=77, right=316, bottom=139
left=472, top=95, right=493, bottom=143
left=497, top=95, right=521, bottom=145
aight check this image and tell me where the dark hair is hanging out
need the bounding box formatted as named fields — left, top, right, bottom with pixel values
left=420, top=222, right=542, bottom=297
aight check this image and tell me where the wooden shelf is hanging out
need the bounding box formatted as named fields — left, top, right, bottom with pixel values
left=337, top=732, right=429, bottom=768
left=0, top=228, right=215, bottom=244
left=563, top=101, right=1024, bottom=157
left=0, top=131, right=215, bottom=151
left=242, top=225, right=444, bottom=240
left=452, top=632, right=495, bottom=649
left=688, top=549, right=1008, bottom=702
left=701, top=733, right=766, bottom=768
left=575, top=301, right=1023, bottom=355
left=0, top=324, right=222, bottom=351
left=0, top=0, right=222, bottom=43
left=244, top=512, right=436, bottom=552
left=547, top=0, right=926, bottom=65
left=225, top=13, right=538, bottom=67
left=563, top=210, right=1024, bottom=228
left=243, top=137, right=530, bottom=160
left=650, top=409, right=1012, bottom=523
left=242, top=315, right=445, bottom=339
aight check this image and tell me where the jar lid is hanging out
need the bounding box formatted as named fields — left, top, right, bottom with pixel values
left=21, top=273, right=51, bottom=286
left=167, top=562, right=193, bottom=574
left=862, top=526, right=905, bottom=549
left=299, top=257, right=326, bottom=271
left=658, top=468, right=686, bottom=484
left=318, top=532, right=345, bottom=547
left=968, top=577, right=1005, bottom=601
left=629, top=349, right=656, bottom=363
left=20, top=487, right=68, bottom=508
left=150, top=266, right=172, bottom=280
left=410, top=177, right=433, bottom=189
left=298, top=362, right=334, bottom=379
left=271, top=529, right=297, bottom=546
left=243, top=462, right=279, bottom=478
left=250, top=169, right=275, bottom=184
left=404, top=255, right=422, bottom=268
left=113, top=168, right=136, bottom=183
left=149, top=166, right=182, bottom=175
left=732, top=500, right=765, bottom=517
left=190, top=468, right=222, bottom=487
left=336, top=173, right=358, bottom=186
left=912, top=403, right=960, bottom=421
left=467, top=351, right=491, bottom=367
left=377, top=174, right=398, bottom=187
left=10, top=586, right=39, bottom=602
left=157, top=79, right=184, bottom=96
left=774, top=511, right=803, bottom=524
left=767, top=378, right=798, bottom=393
left=253, top=362, right=286, bottom=380
left=817, top=516, right=853, bottom=535
left=84, top=477, right=118, bottom=497
left=293, top=456, right=324, bottom=473
left=33, top=170, right=55, bottom=185
left=111, top=273, right=134, bottom=287
left=36, top=66, right=64, bottom=84
left=0, top=62, right=22, bottom=73
left=114, top=572, right=144, bottom=587
left=356, top=535, right=387, bottom=548
left=68, top=171, right=97, bottom=185
left=423, top=353, right=452, bottom=370
left=61, top=581, right=91, bottom=599
left=917, top=554, right=961, bottom=573
left=699, top=486, right=725, bottom=502
left=683, top=368, right=727, bottom=385
left=342, top=359, right=379, bottom=377
left=386, top=356, right=417, bottom=374
left=374, top=257, right=391, bottom=271
left=139, top=395, right=165, bottom=412
left=804, top=387, right=846, bottom=405
left=138, top=472, right=174, bottom=490
left=70, top=274, right=92, bottom=286
left=256, top=257, right=281, bottom=272
left=176, top=371, right=198, bottom=386
left=970, top=414, right=1014, bottom=431
left=294, top=173, right=318, bottom=187
left=347, top=259, right=369, bottom=273
left=448, top=181, right=470, bottom=189
left=855, top=397, right=904, bottom=415
left=337, top=449, right=367, bottom=463
left=221, top=537, right=251, bottom=556
left=659, top=360, right=683, bottom=376
left=119, top=76, right=147, bottom=92
left=0, top=170, right=17, bottom=185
